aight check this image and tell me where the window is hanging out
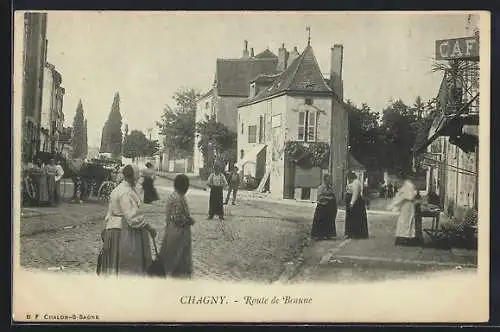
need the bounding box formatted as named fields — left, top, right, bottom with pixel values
left=240, top=149, right=244, bottom=159
left=259, top=115, right=264, bottom=143
left=248, top=125, right=257, bottom=143
left=307, top=112, right=316, bottom=141
left=205, top=114, right=209, bottom=121
left=305, top=98, right=313, bottom=105
left=205, top=101, right=210, bottom=109
left=297, top=111, right=317, bottom=142
left=271, top=114, right=282, bottom=128
left=241, top=123, right=244, bottom=134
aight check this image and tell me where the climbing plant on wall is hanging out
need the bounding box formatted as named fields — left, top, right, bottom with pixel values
left=284, top=141, right=330, bottom=169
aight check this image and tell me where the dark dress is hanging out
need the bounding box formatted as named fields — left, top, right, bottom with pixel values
left=344, top=181, right=369, bottom=239
left=207, top=173, right=227, bottom=219
left=311, top=185, right=337, bottom=239
left=142, top=176, right=159, bottom=204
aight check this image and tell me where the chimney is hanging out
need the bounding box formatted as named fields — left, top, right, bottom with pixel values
left=250, top=47, right=255, bottom=57
left=242, top=40, right=249, bottom=59
left=277, top=43, right=289, bottom=72
left=330, top=44, right=344, bottom=99
left=288, top=46, right=300, bottom=65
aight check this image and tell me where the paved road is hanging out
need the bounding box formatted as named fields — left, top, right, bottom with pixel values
left=20, top=177, right=313, bottom=283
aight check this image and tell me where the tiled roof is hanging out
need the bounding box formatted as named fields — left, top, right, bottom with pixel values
left=254, top=49, right=278, bottom=59
left=239, top=45, right=332, bottom=106
left=215, top=58, right=279, bottom=97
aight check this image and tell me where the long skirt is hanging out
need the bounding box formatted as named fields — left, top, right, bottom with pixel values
left=47, top=175, right=56, bottom=205
left=344, top=193, right=369, bottom=239
left=35, top=174, right=49, bottom=204
left=311, top=200, right=337, bottom=239
left=159, top=223, right=192, bottom=278
left=142, top=177, right=159, bottom=204
left=99, top=227, right=153, bottom=276
left=209, top=186, right=224, bottom=218
left=394, top=200, right=423, bottom=246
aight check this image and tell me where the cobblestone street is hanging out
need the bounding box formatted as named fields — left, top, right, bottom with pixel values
left=19, top=178, right=313, bottom=283
left=19, top=177, right=477, bottom=284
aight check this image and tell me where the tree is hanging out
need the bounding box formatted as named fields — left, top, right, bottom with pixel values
left=82, top=119, right=88, bottom=159
left=196, top=117, right=237, bottom=172
left=346, top=100, right=383, bottom=171
left=100, top=92, right=123, bottom=158
left=122, top=130, right=157, bottom=161
left=156, top=88, right=200, bottom=158
left=71, top=100, right=85, bottom=159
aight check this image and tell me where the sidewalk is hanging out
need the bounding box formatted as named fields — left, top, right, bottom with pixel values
left=280, top=212, right=478, bottom=284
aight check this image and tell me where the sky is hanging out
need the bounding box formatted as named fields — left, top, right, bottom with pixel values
left=42, top=11, right=476, bottom=147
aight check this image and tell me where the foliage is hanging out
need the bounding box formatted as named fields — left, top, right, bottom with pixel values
left=100, top=92, right=123, bottom=158
left=71, top=100, right=86, bottom=159
left=123, top=130, right=159, bottom=160
left=196, top=117, right=237, bottom=171
left=156, top=88, right=200, bottom=158
left=346, top=97, right=437, bottom=176
left=82, top=119, right=88, bottom=159
left=284, top=141, right=330, bottom=169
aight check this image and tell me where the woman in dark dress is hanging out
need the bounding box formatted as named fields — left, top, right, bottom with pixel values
left=142, top=162, right=159, bottom=204
left=344, top=172, right=369, bottom=239
left=311, top=173, right=337, bottom=240
left=206, top=165, right=228, bottom=220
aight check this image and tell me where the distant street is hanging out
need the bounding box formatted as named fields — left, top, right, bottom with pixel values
left=20, top=176, right=476, bottom=283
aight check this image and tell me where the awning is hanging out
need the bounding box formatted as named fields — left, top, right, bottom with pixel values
left=347, top=153, right=365, bottom=171
left=236, top=144, right=266, bottom=169
left=414, top=95, right=479, bottom=154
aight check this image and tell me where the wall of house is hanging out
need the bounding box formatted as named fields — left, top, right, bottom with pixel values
left=193, top=92, right=215, bottom=175
left=22, top=13, right=48, bottom=162
left=330, top=98, right=349, bottom=202
left=215, top=95, right=246, bottom=132
left=284, top=95, right=333, bottom=201
left=442, top=137, right=477, bottom=220
left=238, top=95, right=287, bottom=198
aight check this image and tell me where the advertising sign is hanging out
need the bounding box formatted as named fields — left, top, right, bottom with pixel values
left=435, top=37, right=479, bottom=61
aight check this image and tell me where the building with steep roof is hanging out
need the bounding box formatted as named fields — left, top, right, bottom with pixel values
left=194, top=41, right=284, bottom=176
left=236, top=43, right=348, bottom=201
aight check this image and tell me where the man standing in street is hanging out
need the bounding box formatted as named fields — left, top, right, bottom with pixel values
left=54, top=159, right=65, bottom=205
left=224, top=166, right=241, bottom=205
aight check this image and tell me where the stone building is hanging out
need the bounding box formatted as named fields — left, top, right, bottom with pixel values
left=416, top=14, right=480, bottom=220
left=237, top=42, right=348, bottom=202
left=21, top=12, right=48, bottom=162
left=40, top=62, right=65, bottom=154
left=194, top=40, right=282, bottom=175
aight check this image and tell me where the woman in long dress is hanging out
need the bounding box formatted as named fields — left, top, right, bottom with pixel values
left=159, top=174, right=195, bottom=279
left=206, top=166, right=228, bottom=220
left=142, top=162, right=159, bottom=204
left=99, top=164, right=157, bottom=276
left=33, top=160, right=50, bottom=206
left=388, top=179, right=423, bottom=246
left=344, top=172, right=369, bottom=239
left=311, top=173, right=337, bottom=240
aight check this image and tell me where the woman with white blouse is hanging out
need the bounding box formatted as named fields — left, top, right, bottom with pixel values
left=344, top=172, right=369, bottom=239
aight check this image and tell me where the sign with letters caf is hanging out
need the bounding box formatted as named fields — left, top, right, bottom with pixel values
left=435, top=37, right=479, bottom=61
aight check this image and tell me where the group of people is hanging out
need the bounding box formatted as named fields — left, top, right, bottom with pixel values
left=98, top=163, right=193, bottom=278
left=311, top=171, right=369, bottom=241
left=97, top=162, right=242, bottom=279
left=22, top=158, right=65, bottom=206
left=310, top=172, right=429, bottom=247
